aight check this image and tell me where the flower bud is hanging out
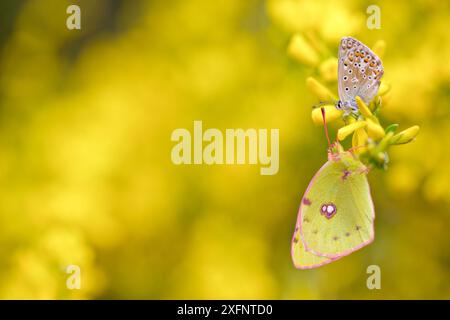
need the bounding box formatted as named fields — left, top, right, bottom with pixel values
left=288, top=34, right=320, bottom=67
left=355, top=96, right=373, bottom=118
left=311, top=105, right=342, bottom=125
left=366, top=118, right=385, bottom=140
left=319, top=58, right=338, bottom=82
left=390, top=125, right=420, bottom=145
left=337, top=121, right=367, bottom=141
left=352, top=127, right=368, bottom=154
left=306, top=77, right=337, bottom=101
left=378, top=82, right=390, bottom=96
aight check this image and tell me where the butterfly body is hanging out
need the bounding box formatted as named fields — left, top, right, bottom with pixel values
left=291, top=145, right=375, bottom=269
left=336, top=37, right=384, bottom=114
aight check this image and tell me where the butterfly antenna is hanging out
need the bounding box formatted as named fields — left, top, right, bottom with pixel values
left=321, top=107, right=332, bottom=149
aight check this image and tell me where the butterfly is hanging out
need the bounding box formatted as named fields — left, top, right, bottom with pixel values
left=335, top=37, right=384, bottom=114
left=291, top=140, right=375, bottom=269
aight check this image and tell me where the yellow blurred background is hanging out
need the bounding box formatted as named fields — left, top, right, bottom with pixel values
left=0, top=0, right=449, bottom=299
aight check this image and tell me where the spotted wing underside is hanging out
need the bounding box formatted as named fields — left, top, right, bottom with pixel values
left=338, top=37, right=384, bottom=106
left=291, top=226, right=340, bottom=269
left=292, top=156, right=375, bottom=264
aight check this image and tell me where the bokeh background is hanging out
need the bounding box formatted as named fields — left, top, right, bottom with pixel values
left=0, top=0, right=449, bottom=299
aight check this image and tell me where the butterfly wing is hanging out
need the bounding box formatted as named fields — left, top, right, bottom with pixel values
left=337, top=38, right=354, bottom=103
left=291, top=162, right=344, bottom=269
left=338, top=37, right=384, bottom=105
left=295, top=153, right=375, bottom=259
left=291, top=226, right=340, bottom=269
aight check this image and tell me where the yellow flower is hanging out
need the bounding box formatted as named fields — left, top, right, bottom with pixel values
left=376, top=131, right=394, bottom=152
left=287, top=34, right=319, bottom=67
left=352, top=127, right=368, bottom=154
left=366, top=118, right=385, bottom=140
left=355, top=96, right=373, bottom=119
left=337, top=121, right=366, bottom=141
left=390, top=126, right=420, bottom=145
left=306, top=77, right=337, bottom=101
left=311, top=105, right=342, bottom=125
left=378, top=82, right=391, bottom=96
left=319, top=58, right=338, bottom=82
